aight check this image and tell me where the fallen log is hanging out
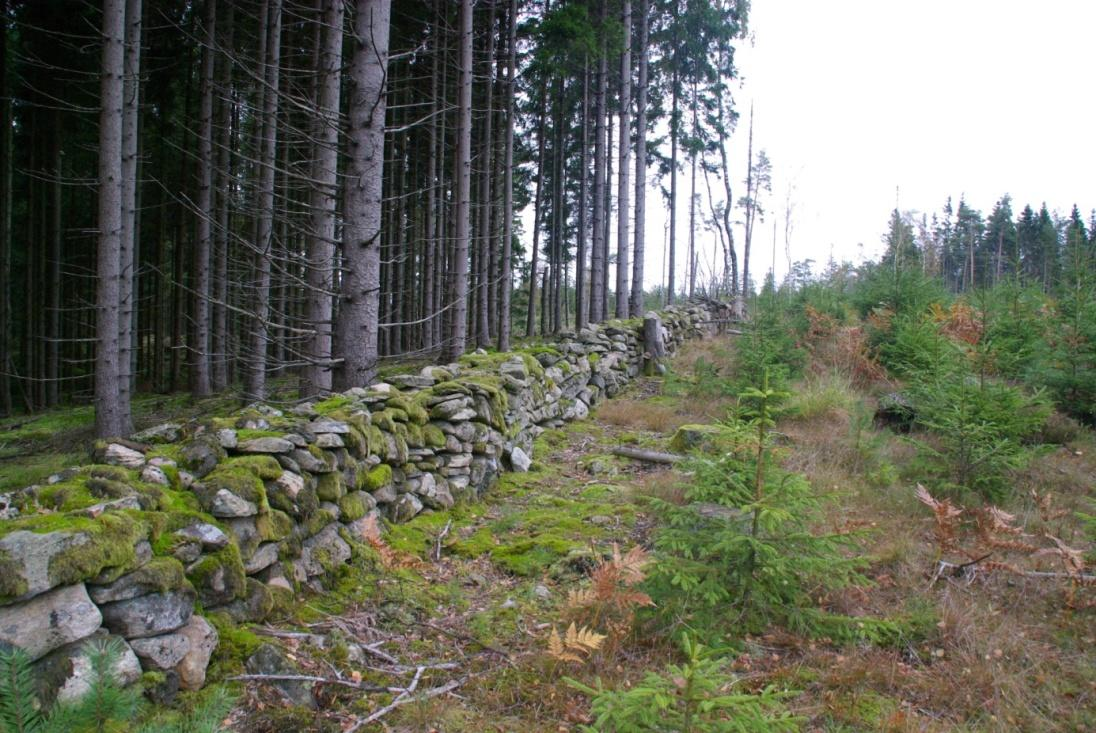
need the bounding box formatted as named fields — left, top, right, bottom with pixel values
left=611, top=446, right=683, bottom=464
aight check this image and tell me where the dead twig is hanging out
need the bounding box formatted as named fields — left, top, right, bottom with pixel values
left=347, top=674, right=466, bottom=731
left=433, top=518, right=453, bottom=562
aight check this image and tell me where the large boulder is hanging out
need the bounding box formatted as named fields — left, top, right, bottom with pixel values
left=33, top=632, right=141, bottom=705
left=0, top=584, right=102, bottom=661
left=99, top=589, right=195, bottom=639
left=174, top=615, right=219, bottom=691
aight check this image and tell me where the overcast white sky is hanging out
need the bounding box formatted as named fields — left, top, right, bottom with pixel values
left=637, top=0, right=1096, bottom=289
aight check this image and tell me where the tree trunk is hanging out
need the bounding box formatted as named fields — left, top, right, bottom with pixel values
left=0, top=0, right=12, bottom=416
left=442, top=0, right=472, bottom=362
left=192, top=0, right=215, bottom=397
left=497, top=0, right=516, bottom=351
left=615, top=0, right=631, bottom=318
left=95, top=0, right=130, bottom=437
left=525, top=82, right=547, bottom=338
left=245, top=0, right=282, bottom=401
left=590, top=5, right=607, bottom=323
left=334, top=0, right=391, bottom=387
left=47, top=115, right=62, bottom=407
left=667, top=3, right=679, bottom=304
left=301, top=0, right=343, bottom=396
left=629, top=0, right=648, bottom=318
left=211, top=3, right=234, bottom=392
left=575, top=57, right=589, bottom=331
left=476, top=0, right=496, bottom=348
left=119, top=0, right=141, bottom=408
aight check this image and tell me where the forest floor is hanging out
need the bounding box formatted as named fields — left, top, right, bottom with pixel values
left=2, top=336, right=1093, bottom=731
left=219, top=335, right=1095, bottom=732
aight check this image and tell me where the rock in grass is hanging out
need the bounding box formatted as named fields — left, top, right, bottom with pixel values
left=245, top=643, right=315, bottom=708
left=0, top=584, right=103, bottom=661
left=508, top=446, right=532, bottom=472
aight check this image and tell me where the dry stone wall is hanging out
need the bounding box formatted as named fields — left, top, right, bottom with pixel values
left=0, top=304, right=718, bottom=701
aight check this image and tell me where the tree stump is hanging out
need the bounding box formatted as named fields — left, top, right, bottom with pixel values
left=643, top=312, right=667, bottom=376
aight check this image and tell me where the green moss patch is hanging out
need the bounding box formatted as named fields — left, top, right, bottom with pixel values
left=224, top=455, right=283, bottom=481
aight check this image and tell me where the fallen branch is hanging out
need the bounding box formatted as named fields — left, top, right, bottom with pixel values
left=347, top=675, right=466, bottom=731
left=931, top=559, right=1096, bottom=587
left=227, top=673, right=390, bottom=694
left=416, top=620, right=511, bottom=660
left=611, top=446, right=683, bottom=464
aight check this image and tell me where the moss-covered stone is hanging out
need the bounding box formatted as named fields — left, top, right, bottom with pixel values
left=225, top=455, right=283, bottom=481
left=423, top=424, right=447, bottom=449
left=669, top=423, right=734, bottom=454
left=186, top=544, right=246, bottom=607
left=256, top=509, right=293, bottom=542
left=313, top=395, right=353, bottom=415
left=360, top=464, right=392, bottom=492
left=201, top=465, right=267, bottom=507
left=338, top=492, right=370, bottom=522
left=0, top=511, right=150, bottom=602
left=315, top=471, right=346, bottom=502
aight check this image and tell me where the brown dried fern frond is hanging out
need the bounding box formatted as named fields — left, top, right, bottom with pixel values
left=916, top=484, right=963, bottom=553
left=547, top=623, right=606, bottom=664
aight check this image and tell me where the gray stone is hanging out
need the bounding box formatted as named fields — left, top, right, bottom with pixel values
left=174, top=615, right=218, bottom=691
left=236, top=437, right=295, bottom=454
left=140, top=464, right=171, bottom=485
left=245, top=643, right=316, bottom=708
left=315, top=433, right=344, bottom=449
left=208, top=488, right=258, bottom=518
left=389, top=493, right=423, bottom=523
left=175, top=522, right=230, bottom=551
left=371, top=483, right=398, bottom=505
left=102, top=443, right=146, bottom=469
left=181, top=438, right=223, bottom=478
left=290, top=448, right=333, bottom=473
left=389, top=374, right=435, bottom=389
left=0, top=529, right=96, bottom=602
left=309, top=418, right=352, bottom=434
left=244, top=542, right=281, bottom=575
left=88, top=557, right=188, bottom=604
left=282, top=433, right=308, bottom=448
left=225, top=517, right=260, bottom=561
left=216, top=429, right=238, bottom=450
left=0, top=584, right=102, bottom=661
left=132, top=423, right=183, bottom=444
left=34, top=632, right=141, bottom=705
left=129, top=631, right=191, bottom=671
left=508, top=446, right=532, bottom=472
left=99, top=589, right=195, bottom=639
left=299, top=524, right=352, bottom=578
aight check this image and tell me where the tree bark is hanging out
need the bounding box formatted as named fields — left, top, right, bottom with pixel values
left=575, top=57, right=589, bottom=331
left=629, top=0, right=648, bottom=318
left=615, top=0, right=631, bottom=318
left=192, top=0, right=215, bottom=397
left=524, top=81, right=547, bottom=338
left=590, top=3, right=607, bottom=323
left=443, top=0, right=472, bottom=362
left=245, top=0, right=282, bottom=401
left=334, top=0, right=391, bottom=387
left=0, top=0, right=12, bottom=416
left=476, top=0, right=496, bottom=348
left=211, top=3, right=234, bottom=392
left=497, top=0, right=516, bottom=351
left=95, top=0, right=130, bottom=437
left=301, top=0, right=344, bottom=396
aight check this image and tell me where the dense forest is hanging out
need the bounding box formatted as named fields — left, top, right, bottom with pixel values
left=0, top=0, right=761, bottom=438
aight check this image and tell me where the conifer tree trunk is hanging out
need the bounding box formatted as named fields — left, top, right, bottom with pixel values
left=334, top=0, right=390, bottom=387
left=590, top=10, right=607, bottom=323
left=667, top=4, right=679, bottom=304
left=576, top=58, right=589, bottom=330
left=119, top=0, right=141, bottom=409
left=476, top=0, right=496, bottom=348
left=615, top=0, right=631, bottom=318
left=497, top=0, right=516, bottom=351
left=95, top=0, right=130, bottom=437
left=192, top=0, right=215, bottom=397
left=211, top=4, right=234, bottom=392
left=47, top=114, right=61, bottom=407
left=629, top=0, right=648, bottom=317
left=245, top=0, right=282, bottom=401
left=525, top=83, right=547, bottom=338
left=302, top=0, right=343, bottom=396
left=0, top=0, right=11, bottom=416
left=442, top=0, right=472, bottom=361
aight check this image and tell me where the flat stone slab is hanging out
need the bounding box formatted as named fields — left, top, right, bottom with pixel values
left=0, top=584, right=102, bottom=661
left=236, top=437, right=295, bottom=454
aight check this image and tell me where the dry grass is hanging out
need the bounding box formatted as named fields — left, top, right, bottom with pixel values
left=595, top=398, right=687, bottom=433
left=766, top=359, right=1096, bottom=732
